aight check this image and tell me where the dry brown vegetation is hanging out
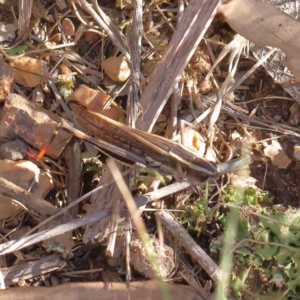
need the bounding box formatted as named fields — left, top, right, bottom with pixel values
left=1, top=0, right=300, bottom=299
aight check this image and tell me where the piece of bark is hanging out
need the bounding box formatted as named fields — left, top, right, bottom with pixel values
left=0, top=94, right=72, bottom=159
left=0, top=280, right=205, bottom=300
left=0, top=176, right=56, bottom=215
left=0, top=254, right=64, bottom=286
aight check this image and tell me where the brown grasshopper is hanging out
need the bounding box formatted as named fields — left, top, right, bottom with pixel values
left=53, top=101, right=250, bottom=185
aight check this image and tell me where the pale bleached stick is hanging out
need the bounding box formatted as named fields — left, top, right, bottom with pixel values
left=0, top=209, right=111, bottom=255
left=106, top=198, right=122, bottom=257
left=127, top=0, right=142, bottom=126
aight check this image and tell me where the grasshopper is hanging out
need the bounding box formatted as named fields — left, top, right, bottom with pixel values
left=54, top=101, right=250, bottom=185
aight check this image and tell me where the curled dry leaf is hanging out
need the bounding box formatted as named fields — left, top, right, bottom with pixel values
left=230, top=173, right=256, bottom=188
left=0, top=60, right=14, bottom=101
left=218, top=0, right=300, bottom=80
left=70, top=86, right=110, bottom=111
left=70, top=86, right=125, bottom=122
left=101, top=56, right=131, bottom=82
left=289, top=103, right=300, bottom=126
left=10, top=56, right=45, bottom=87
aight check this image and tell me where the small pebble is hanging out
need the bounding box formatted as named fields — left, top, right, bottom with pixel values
left=0, top=139, right=28, bottom=160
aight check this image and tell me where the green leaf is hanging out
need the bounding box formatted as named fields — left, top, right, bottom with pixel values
left=5, top=45, right=28, bottom=56
left=235, top=247, right=252, bottom=256
left=253, top=229, right=279, bottom=260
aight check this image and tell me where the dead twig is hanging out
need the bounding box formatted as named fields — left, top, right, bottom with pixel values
left=158, top=210, right=222, bottom=282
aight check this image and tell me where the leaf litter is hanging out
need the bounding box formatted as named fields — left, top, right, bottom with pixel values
left=1, top=0, right=300, bottom=299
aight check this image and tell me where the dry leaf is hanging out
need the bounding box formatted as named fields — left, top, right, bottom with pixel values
left=218, top=0, right=300, bottom=80
left=264, top=140, right=291, bottom=169
left=0, top=159, right=53, bottom=219
left=230, top=174, right=256, bottom=188
left=0, top=139, right=28, bottom=160
left=10, top=57, right=45, bottom=87
left=70, top=86, right=110, bottom=111
left=289, top=103, right=300, bottom=126
left=272, top=150, right=291, bottom=169
left=205, top=147, right=217, bottom=162
left=70, top=87, right=125, bottom=122
left=61, top=18, right=75, bottom=36
left=101, top=56, right=131, bottom=82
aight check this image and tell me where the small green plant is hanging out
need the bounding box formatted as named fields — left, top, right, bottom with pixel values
left=178, top=184, right=210, bottom=233
left=178, top=197, right=208, bottom=233
left=178, top=185, right=300, bottom=298
left=211, top=187, right=300, bottom=299
left=222, top=186, right=271, bottom=206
